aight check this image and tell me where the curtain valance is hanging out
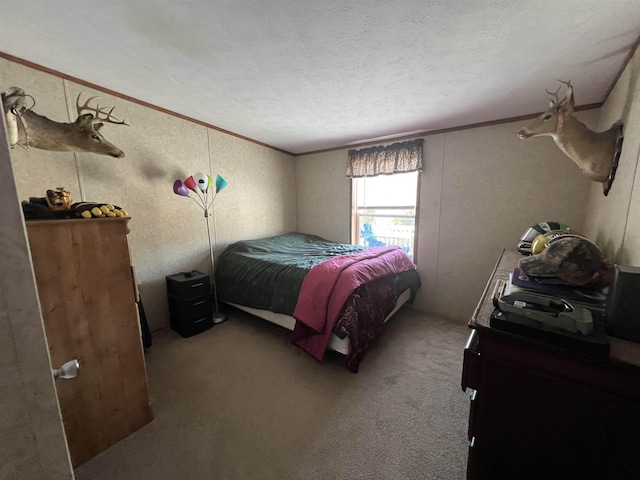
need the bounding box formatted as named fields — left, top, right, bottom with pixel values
left=346, top=139, right=423, bottom=178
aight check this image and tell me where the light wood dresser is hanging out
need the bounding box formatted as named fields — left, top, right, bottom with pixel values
left=26, top=218, right=153, bottom=467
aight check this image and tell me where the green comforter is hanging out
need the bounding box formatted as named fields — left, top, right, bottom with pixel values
left=215, top=232, right=366, bottom=315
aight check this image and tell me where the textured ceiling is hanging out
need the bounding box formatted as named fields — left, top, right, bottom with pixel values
left=1, top=1, right=640, bottom=154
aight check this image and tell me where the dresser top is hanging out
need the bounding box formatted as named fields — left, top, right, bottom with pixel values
left=26, top=217, right=130, bottom=226
left=470, top=249, right=640, bottom=368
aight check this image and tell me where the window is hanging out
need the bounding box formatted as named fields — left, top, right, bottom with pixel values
left=351, top=171, right=419, bottom=260
left=346, top=139, right=422, bottom=261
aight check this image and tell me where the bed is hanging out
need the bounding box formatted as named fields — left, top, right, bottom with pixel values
left=215, top=232, right=421, bottom=372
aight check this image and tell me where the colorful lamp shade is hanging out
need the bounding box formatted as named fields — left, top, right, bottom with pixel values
left=183, top=175, right=197, bottom=192
left=216, top=174, right=228, bottom=193
left=172, top=173, right=229, bottom=207
left=172, top=179, right=190, bottom=197
left=193, top=171, right=209, bottom=192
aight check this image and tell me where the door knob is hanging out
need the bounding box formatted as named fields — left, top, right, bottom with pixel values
left=53, top=359, right=80, bottom=379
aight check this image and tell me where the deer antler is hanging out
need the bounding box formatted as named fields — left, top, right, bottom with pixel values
left=76, top=93, right=129, bottom=126
left=546, top=86, right=561, bottom=105
left=556, top=79, right=574, bottom=109
left=3, top=87, right=37, bottom=149
left=557, top=79, right=572, bottom=89
left=2, top=87, right=36, bottom=114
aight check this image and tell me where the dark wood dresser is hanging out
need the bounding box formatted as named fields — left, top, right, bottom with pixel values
left=462, top=249, right=640, bottom=480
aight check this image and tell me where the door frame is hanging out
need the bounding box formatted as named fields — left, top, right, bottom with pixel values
left=0, top=113, right=74, bottom=478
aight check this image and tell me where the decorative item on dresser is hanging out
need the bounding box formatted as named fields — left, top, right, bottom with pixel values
left=172, top=171, right=229, bottom=324
left=462, top=249, right=640, bottom=480
left=26, top=217, right=153, bottom=468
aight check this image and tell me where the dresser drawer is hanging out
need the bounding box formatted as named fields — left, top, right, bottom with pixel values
left=462, top=329, right=481, bottom=392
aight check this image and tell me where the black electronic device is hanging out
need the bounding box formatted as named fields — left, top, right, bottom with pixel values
left=493, top=291, right=594, bottom=335
left=605, top=265, right=640, bottom=342
left=490, top=308, right=610, bottom=358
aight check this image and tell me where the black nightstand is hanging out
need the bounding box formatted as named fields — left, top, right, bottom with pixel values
left=166, top=270, right=214, bottom=337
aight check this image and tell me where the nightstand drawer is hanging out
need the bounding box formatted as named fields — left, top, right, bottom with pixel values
left=166, top=271, right=210, bottom=299
left=170, top=311, right=213, bottom=338
left=169, top=294, right=212, bottom=318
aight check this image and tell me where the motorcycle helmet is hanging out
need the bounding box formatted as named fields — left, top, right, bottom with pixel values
left=517, top=221, right=572, bottom=255
left=530, top=229, right=585, bottom=255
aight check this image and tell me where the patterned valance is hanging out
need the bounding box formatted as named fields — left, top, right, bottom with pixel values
left=346, top=139, right=423, bottom=178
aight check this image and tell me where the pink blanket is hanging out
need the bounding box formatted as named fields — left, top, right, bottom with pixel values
left=292, top=246, right=416, bottom=361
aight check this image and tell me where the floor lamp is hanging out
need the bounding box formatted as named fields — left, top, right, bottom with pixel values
left=173, top=172, right=229, bottom=324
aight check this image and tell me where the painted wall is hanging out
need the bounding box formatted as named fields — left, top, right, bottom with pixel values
left=0, top=58, right=297, bottom=332
left=297, top=112, right=598, bottom=323
left=583, top=48, right=640, bottom=266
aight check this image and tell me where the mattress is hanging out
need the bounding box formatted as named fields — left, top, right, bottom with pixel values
left=215, top=232, right=421, bottom=371
left=227, top=287, right=412, bottom=355
left=215, top=232, right=366, bottom=315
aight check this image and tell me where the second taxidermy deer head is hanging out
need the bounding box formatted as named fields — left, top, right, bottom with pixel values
left=2, top=87, right=127, bottom=158
left=516, top=80, right=623, bottom=196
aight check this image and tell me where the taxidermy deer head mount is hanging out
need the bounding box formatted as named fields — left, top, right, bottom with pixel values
left=516, top=80, right=623, bottom=196
left=1, top=87, right=128, bottom=158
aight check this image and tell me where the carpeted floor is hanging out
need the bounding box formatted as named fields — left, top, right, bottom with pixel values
left=74, top=307, right=471, bottom=480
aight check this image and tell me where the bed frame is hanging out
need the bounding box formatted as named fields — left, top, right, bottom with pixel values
left=225, top=288, right=412, bottom=355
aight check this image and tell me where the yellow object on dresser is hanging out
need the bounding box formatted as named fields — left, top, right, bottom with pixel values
left=26, top=217, right=153, bottom=468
